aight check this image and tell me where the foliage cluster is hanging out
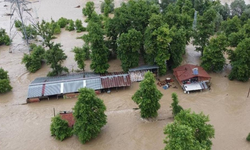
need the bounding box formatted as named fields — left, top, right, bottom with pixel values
left=0, top=68, right=12, bottom=93
left=0, top=28, right=11, bottom=46
left=132, top=71, right=163, bottom=118
left=171, top=93, right=183, bottom=116
left=101, top=0, right=114, bottom=16
left=50, top=115, right=73, bottom=141
left=247, top=133, right=250, bottom=142
left=73, top=88, right=107, bottom=143
left=22, top=44, right=45, bottom=73
left=164, top=109, right=215, bottom=150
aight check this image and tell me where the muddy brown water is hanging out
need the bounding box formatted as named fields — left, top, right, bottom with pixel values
left=0, top=0, right=250, bottom=149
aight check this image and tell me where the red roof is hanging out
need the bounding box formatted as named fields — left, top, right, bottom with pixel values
left=173, top=64, right=211, bottom=82
left=60, top=112, right=75, bottom=127
left=101, top=73, right=131, bottom=89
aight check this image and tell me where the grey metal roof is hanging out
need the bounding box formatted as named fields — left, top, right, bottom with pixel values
left=128, top=65, right=159, bottom=72
left=27, top=85, right=43, bottom=98
left=63, top=80, right=84, bottom=94
left=86, top=78, right=102, bottom=90
left=44, top=83, right=61, bottom=96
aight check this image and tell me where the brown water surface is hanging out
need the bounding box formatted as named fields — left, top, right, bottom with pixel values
left=0, top=0, right=250, bottom=150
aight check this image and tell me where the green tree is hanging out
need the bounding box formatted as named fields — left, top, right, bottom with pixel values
left=132, top=71, right=163, bottom=118
left=228, top=38, right=250, bottom=82
left=193, top=8, right=216, bottom=56
left=0, top=28, right=11, bottom=46
left=247, top=133, right=250, bottom=141
left=171, top=93, right=183, bottom=116
left=230, top=0, right=246, bottom=17
left=164, top=109, right=215, bottom=150
left=65, top=19, right=75, bottom=31
left=0, top=68, right=12, bottom=93
left=44, top=43, right=68, bottom=76
left=73, top=46, right=85, bottom=71
left=50, top=115, right=72, bottom=141
left=57, top=17, right=69, bottom=28
left=82, top=2, right=95, bottom=22
left=117, top=29, right=142, bottom=72
left=85, top=16, right=110, bottom=73
left=22, top=44, right=45, bottom=73
left=201, top=34, right=228, bottom=72
left=75, top=19, right=86, bottom=33
left=221, top=16, right=242, bottom=36
left=101, top=0, right=114, bottom=17
left=73, top=88, right=107, bottom=144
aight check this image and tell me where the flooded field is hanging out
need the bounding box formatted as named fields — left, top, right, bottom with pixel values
left=0, top=0, right=250, bottom=150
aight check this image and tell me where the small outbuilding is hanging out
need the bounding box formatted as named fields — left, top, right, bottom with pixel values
left=128, top=65, right=159, bottom=82
left=173, top=64, right=211, bottom=93
left=59, top=111, right=74, bottom=127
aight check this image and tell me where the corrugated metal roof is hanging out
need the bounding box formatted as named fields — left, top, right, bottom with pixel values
left=86, top=78, right=102, bottom=90
left=44, top=83, right=61, bottom=96
left=27, top=85, right=43, bottom=98
left=101, top=74, right=131, bottom=89
left=63, top=80, right=84, bottom=94
left=128, top=65, right=159, bottom=72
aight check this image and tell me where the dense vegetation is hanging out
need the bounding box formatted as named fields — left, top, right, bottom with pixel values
left=0, top=68, right=12, bottom=93
left=0, top=28, right=11, bottom=46
left=132, top=71, right=163, bottom=118
left=171, top=93, right=183, bottom=116
left=73, top=88, right=107, bottom=143
left=164, top=109, right=215, bottom=150
left=50, top=115, right=73, bottom=141
left=22, top=44, right=45, bottom=73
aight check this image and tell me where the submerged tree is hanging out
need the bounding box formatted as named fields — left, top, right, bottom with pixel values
left=0, top=68, right=12, bottom=93
left=117, top=29, right=142, bottom=72
left=171, top=93, right=183, bottom=116
left=45, top=43, right=68, bottom=76
left=101, top=0, right=114, bottom=17
left=193, top=8, right=216, bottom=56
left=73, top=46, right=86, bottom=71
left=50, top=115, right=72, bottom=141
left=82, top=2, right=95, bottom=22
left=228, top=38, right=250, bottom=82
left=73, top=88, right=107, bottom=144
left=201, top=34, right=228, bottom=72
left=22, top=44, right=45, bottom=73
left=0, top=28, right=11, bottom=46
left=230, top=0, right=246, bottom=17
left=132, top=71, right=163, bottom=118
left=164, top=109, right=215, bottom=150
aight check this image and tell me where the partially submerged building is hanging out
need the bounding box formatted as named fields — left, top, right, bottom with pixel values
left=27, top=72, right=131, bottom=102
left=173, top=64, right=211, bottom=94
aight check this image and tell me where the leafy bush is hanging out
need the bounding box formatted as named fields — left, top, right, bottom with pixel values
left=73, top=46, right=85, bottom=70
left=171, top=93, right=183, bottom=116
left=50, top=115, right=73, bottom=141
left=247, top=133, right=250, bottom=141
left=15, top=20, right=22, bottom=28
left=22, top=44, right=45, bottom=73
left=0, top=28, right=11, bottom=46
left=75, top=19, right=86, bottom=33
left=57, top=17, right=69, bottom=28
left=65, top=20, right=75, bottom=31
left=100, top=0, right=114, bottom=16
left=21, top=25, right=37, bottom=39
left=0, top=68, right=12, bottom=93
left=50, top=20, right=61, bottom=34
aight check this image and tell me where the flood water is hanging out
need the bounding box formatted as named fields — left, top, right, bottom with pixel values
left=0, top=0, right=250, bottom=150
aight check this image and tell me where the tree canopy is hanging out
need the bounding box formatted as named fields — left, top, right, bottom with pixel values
left=0, top=28, right=11, bottom=46
left=164, top=109, right=215, bottom=150
left=73, top=46, right=86, bottom=71
left=132, top=71, right=163, bottom=118
left=73, top=88, right=107, bottom=144
left=50, top=115, right=73, bottom=141
left=171, top=93, right=183, bottom=116
left=0, top=68, right=12, bottom=93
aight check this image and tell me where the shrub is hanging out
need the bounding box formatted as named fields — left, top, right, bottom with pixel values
left=50, top=115, right=73, bottom=141
left=50, top=20, right=61, bottom=34
left=15, top=20, right=22, bottom=28
left=75, top=19, right=86, bottom=33
left=0, top=28, right=11, bottom=46
left=65, top=20, right=75, bottom=31
left=100, top=0, right=114, bottom=15
left=22, top=25, right=37, bottom=39
left=247, top=133, right=250, bottom=141
left=57, top=17, right=69, bottom=28
left=0, top=68, right=12, bottom=93
left=21, top=44, right=45, bottom=73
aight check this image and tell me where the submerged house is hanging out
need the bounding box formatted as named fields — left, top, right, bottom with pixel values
left=173, top=64, right=211, bottom=93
